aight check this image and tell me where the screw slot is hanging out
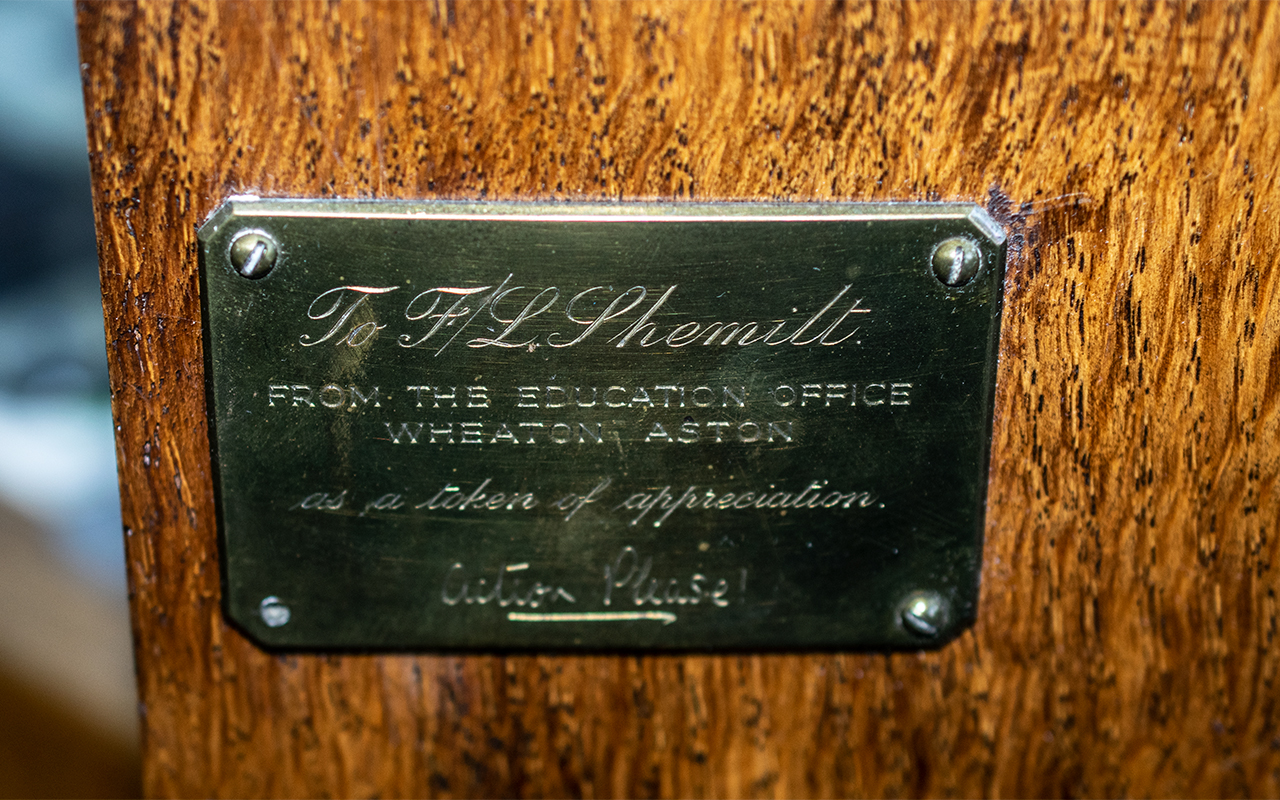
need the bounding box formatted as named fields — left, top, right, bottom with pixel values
left=229, top=230, right=279, bottom=279
left=931, top=237, right=982, bottom=287
left=259, top=596, right=291, bottom=627
left=900, top=590, right=950, bottom=638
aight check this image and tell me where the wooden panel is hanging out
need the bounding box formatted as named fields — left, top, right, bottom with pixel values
left=78, top=1, right=1280, bottom=796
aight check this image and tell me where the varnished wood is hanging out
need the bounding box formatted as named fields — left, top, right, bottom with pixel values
left=78, top=1, right=1280, bottom=796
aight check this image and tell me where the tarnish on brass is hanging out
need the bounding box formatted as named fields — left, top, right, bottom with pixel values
left=199, top=198, right=1006, bottom=650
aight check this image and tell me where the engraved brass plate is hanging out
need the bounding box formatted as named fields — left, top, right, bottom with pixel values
left=200, top=199, right=1006, bottom=650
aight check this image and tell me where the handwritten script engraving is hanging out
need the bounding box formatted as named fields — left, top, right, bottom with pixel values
left=288, top=477, right=880, bottom=529
left=297, top=280, right=870, bottom=355
left=440, top=547, right=746, bottom=626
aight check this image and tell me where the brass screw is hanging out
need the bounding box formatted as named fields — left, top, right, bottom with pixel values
left=229, top=230, right=279, bottom=279
left=259, top=596, right=291, bottom=627
left=931, top=237, right=982, bottom=287
left=900, top=590, right=950, bottom=637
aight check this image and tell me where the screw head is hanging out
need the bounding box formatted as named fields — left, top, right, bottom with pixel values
left=931, top=237, right=982, bottom=287
left=900, top=590, right=950, bottom=638
left=259, top=596, right=291, bottom=627
left=229, top=230, right=279, bottom=279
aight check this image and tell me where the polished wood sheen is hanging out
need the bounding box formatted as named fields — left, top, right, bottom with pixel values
left=78, top=1, right=1280, bottom=796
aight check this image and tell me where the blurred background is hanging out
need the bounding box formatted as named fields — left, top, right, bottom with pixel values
left=0, top=1, right=140, bottom=796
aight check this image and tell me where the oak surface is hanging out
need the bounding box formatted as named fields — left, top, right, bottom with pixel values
left=79, top=1, right=1280, bottom=796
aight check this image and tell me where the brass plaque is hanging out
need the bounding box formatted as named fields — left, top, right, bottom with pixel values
left=199, top=199, right=1006, bottom=650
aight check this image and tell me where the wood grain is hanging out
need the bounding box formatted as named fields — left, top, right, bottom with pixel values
left=78, top=1, right=1280, bottom=796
